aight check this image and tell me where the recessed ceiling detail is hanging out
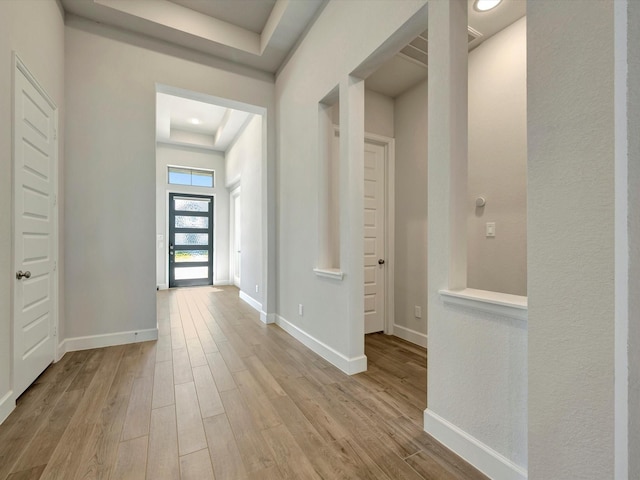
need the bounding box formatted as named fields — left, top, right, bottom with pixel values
left=156, top=93, right=252, bottom=152
left=61, top=0, right=325, bottom=73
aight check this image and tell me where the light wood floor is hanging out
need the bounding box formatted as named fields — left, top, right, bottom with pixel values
left=0, top=286, right=488, bottom=480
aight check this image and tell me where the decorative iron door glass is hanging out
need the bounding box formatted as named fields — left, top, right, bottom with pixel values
left=169, top=193, right=214, bottom=287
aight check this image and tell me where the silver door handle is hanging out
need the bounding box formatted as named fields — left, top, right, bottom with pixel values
left=16, top=270, right=31, bottom=279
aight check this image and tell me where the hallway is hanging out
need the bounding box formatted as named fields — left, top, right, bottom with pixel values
left=0, top=287, right=486, bottom=479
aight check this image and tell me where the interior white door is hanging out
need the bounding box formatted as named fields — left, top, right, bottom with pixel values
left=364, top=142, right=386, bottom=334
left=13, top=60, right=57, bottom=398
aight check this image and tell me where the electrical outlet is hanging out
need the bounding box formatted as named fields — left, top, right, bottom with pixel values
left=414, top=305, right=422, bottom=318
left=298, top=304, right=304, bottom=316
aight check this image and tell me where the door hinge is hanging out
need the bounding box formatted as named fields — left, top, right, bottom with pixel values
left=53, top=194, right=57, bottom=206
left=53, top=325, right=57, bottom=336
left=53, top=261, right=57, bottom=272
left=53, top=128, right=57, bottom=140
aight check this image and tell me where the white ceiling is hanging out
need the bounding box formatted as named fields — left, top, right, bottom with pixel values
left=366, top=0, right=526, bottom=98
left=467, top=0, right=526, bottom=41
left=156, top=93, right=252, bottom=152
left=60, top=0, right=325, bottom=74
left=366, top=55, right=428, bottom=99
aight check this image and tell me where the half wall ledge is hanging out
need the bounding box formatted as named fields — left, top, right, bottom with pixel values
left=439, top=288, right=527, bottom=321
left=313, top=268, right=345, bottom=281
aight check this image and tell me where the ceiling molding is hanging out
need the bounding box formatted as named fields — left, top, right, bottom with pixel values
left=66, top=14, right=275, bottom=83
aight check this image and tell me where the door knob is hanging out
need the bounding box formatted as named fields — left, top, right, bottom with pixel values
left=16, top=270, right=31, bottom=279
left=378, top=259, right=385, bottom=265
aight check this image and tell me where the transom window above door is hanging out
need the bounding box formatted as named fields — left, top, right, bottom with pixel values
left=168, top=166, right=214, bottom=188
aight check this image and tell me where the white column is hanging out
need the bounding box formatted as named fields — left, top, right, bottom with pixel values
left=427, top=0, right=468, bottom=294
left=340, top=75, right=366, bottom=371
left=261, top=109, right=276, bottom=323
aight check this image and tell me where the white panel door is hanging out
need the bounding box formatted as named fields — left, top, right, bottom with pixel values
left=364, top=142, right=386, bottom=334
left=13, top=60, right=57, bottom=398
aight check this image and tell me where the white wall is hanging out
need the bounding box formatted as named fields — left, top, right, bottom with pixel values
left=394, top=79, right=428, bottom=340
left=332, top=88, right=394, bottom=137
left=528, top=1, right=615, bottom=478
left=225, top=115, right=263, bottom=307
left=0, top=0, right=65, bottom=422
left=155, top=145, right=229, bottom=288
left=365, top=89, right=394, bottom=138
left=276, top=0, right=428, bottom=370
left=628, top=2, right=640, bottom=476
left=64, top=16, right=276, bottom=340
left=467, top=17, right=527, bottom=297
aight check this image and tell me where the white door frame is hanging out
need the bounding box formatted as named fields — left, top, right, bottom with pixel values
left=358, top=131, right=396, bottom=335
left=364, top=132, right=395, bottom=335
left=229, top=185, right=241, bottom=288
left=12, top=53, right=60, bottom=374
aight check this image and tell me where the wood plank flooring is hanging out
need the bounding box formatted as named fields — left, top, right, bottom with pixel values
left=0, top=286, right=488, bottom=480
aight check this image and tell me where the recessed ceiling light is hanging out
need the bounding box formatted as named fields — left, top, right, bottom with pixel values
left=474, top=0, right=502, bottom=12
left=190, top=118, right=201, bottom=125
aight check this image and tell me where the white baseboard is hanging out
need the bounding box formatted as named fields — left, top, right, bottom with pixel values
left=238, top=292, right=274, bottom=324
left=56, top=339, right=68, bottom=361
left=275, top=315, right=367, bottom=375
left=0, top=390, right=15, bottom=425
left=393, top=323, right=428, bottom=348
left=424, top=409, right=527, bottom=480
left=260, top=312, right=275, bottom=324
left=59, top=328, right=159, bottom=353
left=159, top=282, right=231, bottom=290
left=239, top=290, right=262, bottom=313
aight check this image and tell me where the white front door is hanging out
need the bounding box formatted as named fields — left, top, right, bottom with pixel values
left=364, top=141, right=386, bottom=334
left=13, top=58, right=57, bottom=397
